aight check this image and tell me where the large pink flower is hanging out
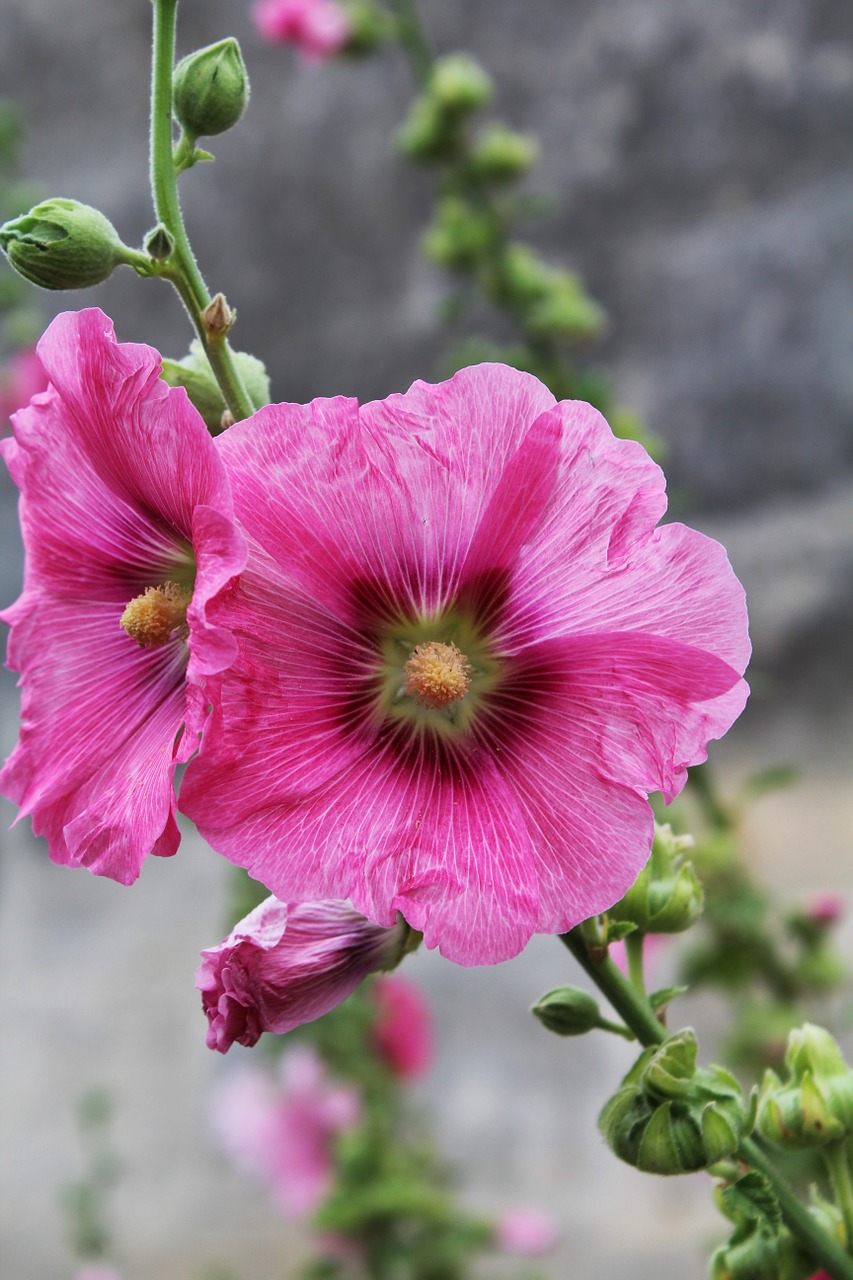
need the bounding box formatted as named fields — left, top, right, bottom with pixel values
left=198, top=896, right=415, bottom=1052
left=181, top=364, right=749, bottom=965
left=252, top=0, right=351, bottom=61
left=211, top=1047, right=359, bottom=1218
left=1, top=308, right=245, bottom=884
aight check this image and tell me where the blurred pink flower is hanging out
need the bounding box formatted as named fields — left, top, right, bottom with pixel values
left=212, top=1046, right=359, bottom=1218
left=0, top=309, right=245, bottom=884
left=372, top=974, right=433, bottom=1080
left=609, top=932, right=668, bottom=979
left=252, top=0, right=351, bottom=60
left=198, top=897, right=415, bottom=1052
left=0, top=346, right=47, bottom=432
left=74, top=1267, right=124, bottom=1280
left=182, top=364, right=749, bottom=967
left=805, top=894, right=844, bottom=927
left=495, top=1206, right=561, bottom=1256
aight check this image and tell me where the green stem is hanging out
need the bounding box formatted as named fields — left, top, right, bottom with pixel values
left=384, top=0, right=433, bottom=87
left=149, top=0, right=255, bottom=422
left=823, top=1139, right=853, bottom=1251
left=561, top=928, right=853, bottom=1279
left=624, top=931, right=647, bottom=998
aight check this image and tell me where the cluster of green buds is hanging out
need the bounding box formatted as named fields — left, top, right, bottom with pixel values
left=710, top=1173, right=842, bottom=1280
left=398, top=54, right=495, bottom=161
left=599, top=1029, right=749, bottom=1175
left=606, top=822, right=704, bottom=935
left=756, top=1023, right=853, bottom=1150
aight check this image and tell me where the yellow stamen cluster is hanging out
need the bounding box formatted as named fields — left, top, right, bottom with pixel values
left=404, top=641, right=471, bottom=710
left=120, top=581, right=190, bottom=649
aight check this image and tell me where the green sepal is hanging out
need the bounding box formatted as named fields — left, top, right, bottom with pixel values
left=648, top=985, right=689, bottom=1013
left=160, top=340, right=270, bottom=431
left=602, top=919, right=637, bottom=944
left=719, top=1172, right=782, bottom=1229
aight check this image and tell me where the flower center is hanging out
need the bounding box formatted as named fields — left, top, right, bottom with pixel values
left=120, top=581, right=191, bottom=648
left=404, top=641, right=471, bottom=710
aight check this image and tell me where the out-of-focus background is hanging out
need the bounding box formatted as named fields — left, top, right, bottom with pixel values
left=0, top=2, right=851, bottom=1277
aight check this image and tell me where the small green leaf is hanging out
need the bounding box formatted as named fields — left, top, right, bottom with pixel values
left=719, top=1172, right=782, bottom=1227
left=649, top=985, right=688, bottom=1012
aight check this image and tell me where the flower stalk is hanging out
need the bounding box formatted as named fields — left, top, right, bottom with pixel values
left=149, top=0, right=255, bottom=422
left=561, top=927, right=853, bottom=1279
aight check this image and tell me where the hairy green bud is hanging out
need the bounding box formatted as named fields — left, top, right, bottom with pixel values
left=526, top=271, right=606, bottom=342
left=0, top=199, right=134, bottom=291
left=471, top=125, right=539, bottom=182
left=599, top=1029, right=747, bottom=1175
left=429, top=54, right=493, bottom=115
left=173, top=38, right=249, bottom=140
left=756, top=1023, right=853, bottom=1150
left=532, top=986, right=603, bottom=1037
left=607, top=823, right=704, bottom=935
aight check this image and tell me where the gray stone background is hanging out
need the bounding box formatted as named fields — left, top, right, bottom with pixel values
left=0, top=1, right=852, bottom=1277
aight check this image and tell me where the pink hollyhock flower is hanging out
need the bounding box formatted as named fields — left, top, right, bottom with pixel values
left=74, top=1269, right=124, bottom=1280
left=372, top=974, right=433, bottom=1080
left=0, top=308, right=245, bottom=884
left=198, top=896, right=415, bottom=1052
left=495, top=1207, right=561, bottom=1257
left=252, top=0, right=351, bottom=61
left=0, top=346, right=47, bottom=432
left=181, top=364, right=750, bottom=965
left=211, top=1046, right=359, bottom=1218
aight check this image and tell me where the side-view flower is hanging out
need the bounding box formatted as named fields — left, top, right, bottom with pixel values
left=0, top=308, right=245, bottom=884
left=180, top=362, right=750, bottom=966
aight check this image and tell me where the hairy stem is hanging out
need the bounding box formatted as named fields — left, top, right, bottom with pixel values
left=149, top=0, right=255, bottom=421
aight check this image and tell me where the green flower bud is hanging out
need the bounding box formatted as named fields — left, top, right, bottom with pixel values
left=532, top=986, right=602, bottom=1037
left=494, top=243, right=553, bottom=307
left=429, top=54, right=493, bottom=115
left=342, top=2, right=394, bottom=53
left=471, top=125, right=539, bottom=183
left=607, top=823, right=704, bottom=934
left=599, top=1029, right=747, bottom=1175
left=423, top=196, right=496, bottom=269
left=160, top=340, right=270, bottom=433
left=144, top=224, right=175, bottom=262
left=756, top=1023, right=853, bottom=1150
left=173, top=38, right=249, bottom=140
left=0, top=199, right=132, bottom=291
left=709, top=1222, right=804, bottom=1280
left=397, top=96, right=456, bottom=162
left=525, top=271, right=606, bottom=342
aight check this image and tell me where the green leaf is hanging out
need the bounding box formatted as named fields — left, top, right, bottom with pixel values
left=649, top=985, right=689, bottom=1012
left=604, top=920, right=637, bottom=943
left=720, top=1172, right=782, bottom=1227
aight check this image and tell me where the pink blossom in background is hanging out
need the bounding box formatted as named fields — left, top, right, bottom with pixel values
left=212, top=1046, right=359, bottom=1218
left=0, top=309, right=245, bottom=884
left=805, top=894, right=844, bottom=927
left=252, top=0, right=351, bottom=61
left=198, top=896, right=415, bottom=1052
left=609, top=932, right=669, bottom=980
left=0, top=346, right=47, bottom=432
left=181, top=364, right=750, bottom=966
left=372, top=975, right=433, bottom=1080
left=495, top=1207, right=561, bottom=1257
left=74, top=1267, right=124, bottom=1280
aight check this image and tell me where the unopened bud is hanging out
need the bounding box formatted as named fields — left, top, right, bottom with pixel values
left=471, top=125, right=539, bottom=182
left=526, top=271, right=606, bottom=341
left=173, top=38, right=249, bottom=140
left=430, top=54, right=493, bottom=115
left=424, top=196, right=495, bottom=269
left=0, top=199, right=131, bottom=291
left=756, top=1024, right=853, bottom=1150
left=599, top=1029, right=747, bottom=1175
left=202, top=292, right=234, bottom=336
left=144, top=224, right=175, bottom=262
left=532, top=987, right=602, bottom=1037
left=607, top=823, right=703, bottom=935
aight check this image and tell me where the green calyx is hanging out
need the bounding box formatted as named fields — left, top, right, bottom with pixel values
left=756, top=1023, right=853, bottom=1150
left=160, top=340, right=270, bottom=432
left=172, top=38, right=249, bottom=141
left=0, top=198, right=137, bottom=291
left=376, top=610, right=501, bottom=739
left=606, top=822, right=704, bottom=935
left=599, top=1028, right=749, bottom=1175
